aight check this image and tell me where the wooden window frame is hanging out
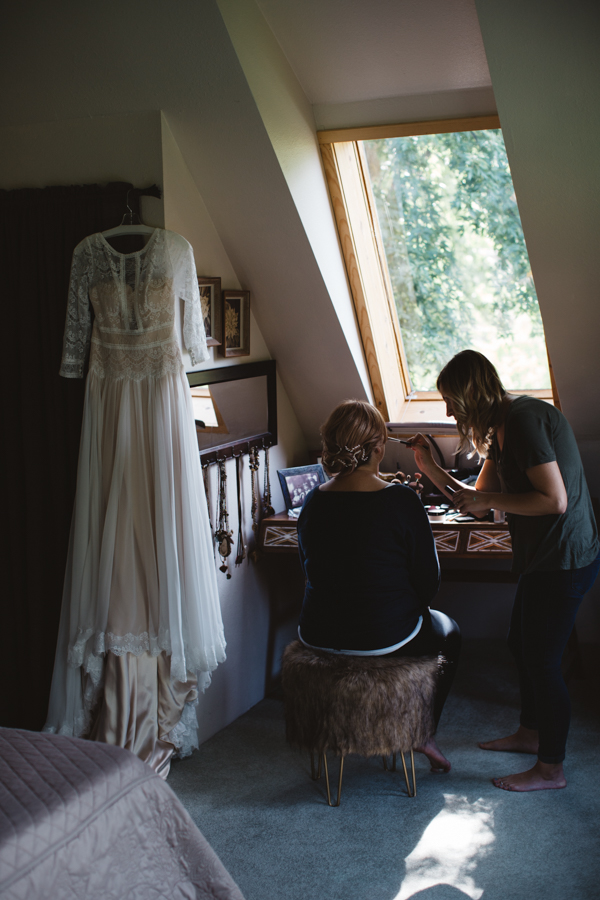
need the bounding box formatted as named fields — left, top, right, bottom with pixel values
left=319, top=116, right=559, bottom=424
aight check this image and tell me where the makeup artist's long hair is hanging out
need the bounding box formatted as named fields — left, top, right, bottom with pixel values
left=437, top=350, right=506, bottom=457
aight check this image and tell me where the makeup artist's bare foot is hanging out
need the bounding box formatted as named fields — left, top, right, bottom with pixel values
left=415, top=739, right=451, bottom=773
left=493, top=760, right=566, bottom=792
left=479, top=725, right=539, bottom=754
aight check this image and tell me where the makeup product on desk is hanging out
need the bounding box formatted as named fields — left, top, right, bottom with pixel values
left=426, top=506, right=446, bottom=521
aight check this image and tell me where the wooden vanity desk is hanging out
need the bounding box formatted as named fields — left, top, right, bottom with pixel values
left=258, top=511, right=585, bottom=673
left=259, top=512, right=515, bottom=582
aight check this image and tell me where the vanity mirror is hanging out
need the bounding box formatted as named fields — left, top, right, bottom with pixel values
left=187, top=360, right=277, bottom=464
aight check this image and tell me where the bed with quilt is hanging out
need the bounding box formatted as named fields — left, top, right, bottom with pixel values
left=0, top=727, right=244, bottom=900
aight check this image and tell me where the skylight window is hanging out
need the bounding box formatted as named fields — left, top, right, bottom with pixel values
left=363, top=130, right=550, bottom=392
left=319, top=117, right=558, bottom=424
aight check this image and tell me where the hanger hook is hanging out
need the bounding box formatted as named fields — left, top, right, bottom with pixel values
left=119, top=188, right=138, bottom=227
left=125, top=189, right=134, bottom=225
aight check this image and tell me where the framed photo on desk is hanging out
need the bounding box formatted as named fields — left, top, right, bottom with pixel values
left=277, top=464, right=327, bottom=513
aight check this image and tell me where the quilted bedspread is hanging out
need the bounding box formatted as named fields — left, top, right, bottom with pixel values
left=0, top=728, right=245, bottom=899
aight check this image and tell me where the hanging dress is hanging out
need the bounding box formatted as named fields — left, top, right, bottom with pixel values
left=44, top=228, right=226, bottom=777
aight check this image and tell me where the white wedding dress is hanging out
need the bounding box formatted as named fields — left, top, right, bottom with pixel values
left=44, top=229, right=226, bottom=775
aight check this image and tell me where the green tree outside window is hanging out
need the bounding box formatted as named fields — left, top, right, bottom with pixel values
left=364, top=130, right=550, bottom=392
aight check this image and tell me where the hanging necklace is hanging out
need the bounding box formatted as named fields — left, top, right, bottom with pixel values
left=235, top=453, right=246, bottom=566
left=262, top=444, right=275, bottom=518
left=249, top=446, right=260, bottom=538
left=249, top=445, right=261, bottom=562
left=202, top=460, right=216, bottom=557
left=215, top=459, right=233, bottom=578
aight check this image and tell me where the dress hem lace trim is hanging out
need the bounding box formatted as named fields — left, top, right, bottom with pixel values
left=67, top=629, right=226, bottom=688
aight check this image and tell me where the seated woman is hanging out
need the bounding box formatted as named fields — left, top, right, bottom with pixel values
left=297, top=399, right=460, bottom=773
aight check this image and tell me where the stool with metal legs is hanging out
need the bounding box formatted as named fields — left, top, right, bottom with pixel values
left=283, top=641, right=440, bottom=807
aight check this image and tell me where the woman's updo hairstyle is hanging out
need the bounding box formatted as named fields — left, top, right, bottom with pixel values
left=320, top=400, right=387, bottom=476
left=437, top=349, right=506, bottom=457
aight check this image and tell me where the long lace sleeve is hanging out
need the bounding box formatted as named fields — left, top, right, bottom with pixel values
left=171, top=233, right=209, bottom=366
left=60, top=239, right=93, bottom=378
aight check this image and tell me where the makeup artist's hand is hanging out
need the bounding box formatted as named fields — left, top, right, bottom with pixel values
left=453, top=487, right=493, bottom=516
left=405, top=434, right=435, bottom=474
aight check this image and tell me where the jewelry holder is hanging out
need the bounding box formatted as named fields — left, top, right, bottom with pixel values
left=189, top=361, right=278, bottom=573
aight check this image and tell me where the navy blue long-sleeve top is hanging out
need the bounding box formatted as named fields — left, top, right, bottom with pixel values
left=297, top=484, right=440, bottom=652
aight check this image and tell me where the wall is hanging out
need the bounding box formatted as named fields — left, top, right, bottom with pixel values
left=161, top=112, right=309, bottom=738
left=474, top=0, right=600, bottom=468
left=0, top=111, right=165, bottom=226
left=216, top=0, right=371, bottom=400
left=161, top=111, right=273, bottom=374
left=312, top=87, right=498, bottom=132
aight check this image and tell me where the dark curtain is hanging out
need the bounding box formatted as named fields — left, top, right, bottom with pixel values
left=0, top=182, right=147, bottom=730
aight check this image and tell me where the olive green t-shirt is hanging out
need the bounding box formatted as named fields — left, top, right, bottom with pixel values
left=489, top=396, right=598, bottom=574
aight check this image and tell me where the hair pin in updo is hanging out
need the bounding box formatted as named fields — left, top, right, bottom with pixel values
left=329, top=442, right=370, bottom=467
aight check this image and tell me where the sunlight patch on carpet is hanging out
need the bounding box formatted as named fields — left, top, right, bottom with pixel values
left=394, top=794, right=496, bottom=900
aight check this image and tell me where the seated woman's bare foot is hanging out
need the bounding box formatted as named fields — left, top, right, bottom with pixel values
left=479, top=725, right=539, bottom=754
left=415, top=738, right=451, bottom=773
left=492, top=760, right=566, bottom=792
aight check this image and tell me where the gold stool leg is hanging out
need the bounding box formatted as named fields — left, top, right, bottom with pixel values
left=400, top=751, right=416, bottom=797
left=400, top=751, right=411, bottom=795
left=310, top=752, right=323, bottom=780
left=383, top=754, right=397, bottom=772
left=410, top=749, right=417, bottom=797
left=322, top=753, right=344, bottom=807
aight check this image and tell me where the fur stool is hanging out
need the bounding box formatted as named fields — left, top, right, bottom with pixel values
left=281, top=640, right=440, bottom=806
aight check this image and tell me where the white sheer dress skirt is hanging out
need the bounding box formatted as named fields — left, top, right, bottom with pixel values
left=44, top=367, right=226, bottom=776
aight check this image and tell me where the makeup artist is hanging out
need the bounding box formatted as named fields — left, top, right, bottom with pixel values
left=407, top=349, right=599, bottom=792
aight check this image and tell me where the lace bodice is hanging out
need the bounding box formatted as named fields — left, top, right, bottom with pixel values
left=60, top=229, right=209, bottom=381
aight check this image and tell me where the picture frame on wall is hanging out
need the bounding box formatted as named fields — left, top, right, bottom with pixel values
left=197, top=276, right=222, bottom=347
left=219, top=290, right=251, bottom=358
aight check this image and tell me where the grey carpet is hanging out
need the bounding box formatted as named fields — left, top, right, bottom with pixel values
left=168, top=640, right=600, bottom=900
